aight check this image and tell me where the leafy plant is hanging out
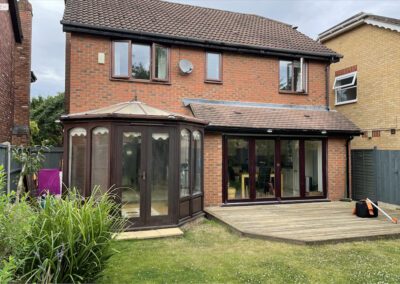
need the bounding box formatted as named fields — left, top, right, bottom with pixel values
left=12, top=145, right=47, bottom=201
left=0, top=256, right=18, bottom=284
left=0, top=165, right=6, bottom=192
left=19, top=188, right=125, bottom=283
left=30, top=93, right=65, bottom=146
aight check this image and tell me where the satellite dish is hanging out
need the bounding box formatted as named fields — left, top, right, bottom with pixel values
left=179, top=59, right=193, bottom=74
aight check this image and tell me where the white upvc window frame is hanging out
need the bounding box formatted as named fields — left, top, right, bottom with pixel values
left=333, top=71, right=357, bottom=105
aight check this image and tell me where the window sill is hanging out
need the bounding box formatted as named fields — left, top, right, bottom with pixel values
left=205, top=80, right=223, bottom=85
left=335, top=99, right=357, bottom=106
left=110, top=77, right=171, bottom=85
left=279, top=90, right=308, bottom=95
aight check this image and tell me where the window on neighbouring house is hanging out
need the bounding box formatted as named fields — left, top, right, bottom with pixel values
left=112, top=41, right=169, bottom=82
left=333, top=71, right=357, bottom=105
left=279, top=59, right=307, bottom=93
left=113, top=41, right=129, bottom=78
left=206, top=52, right=222, bottom=82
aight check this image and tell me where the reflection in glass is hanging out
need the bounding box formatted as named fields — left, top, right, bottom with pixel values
left=193, top=131, right=202, bottom=195
left=121, top=132, right=142, bottom=219
left=305, top=141, right=323, bottom=197
left=155, top=45, right=168, bottom=80
left=91, top=127, right=109, bottom=195
left=227, top=138, right=249, bottom=200
left=151, top=133, right=169, bottom=216
left=69, top=128, right=87, bottom=191
left=255, top=140, right=275, bottom=199
left=279, top=60, right=293, bottom=91
left=132, top=44, right=151, bottom=79
left=180, top=130, right=190, bottom=197
left=206, top=52, right=221, bottom=80
left=113, top=42, right=129, bottom=77
left=281, top=140, right=300, bottom=197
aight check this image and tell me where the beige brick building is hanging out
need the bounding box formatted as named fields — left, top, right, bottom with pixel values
left=319, top=13, right=400, bottom=150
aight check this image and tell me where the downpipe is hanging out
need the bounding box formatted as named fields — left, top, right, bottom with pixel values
left=345, top=136, right=354, bottom=200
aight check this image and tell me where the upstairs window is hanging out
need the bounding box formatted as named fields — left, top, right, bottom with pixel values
left=279, top=59, right=307, bottom=93
left=333, top=71, right=357, bottom=105
left=112, top=41, right=169, bottom=82
left=205, top=52, right=222, bottom=82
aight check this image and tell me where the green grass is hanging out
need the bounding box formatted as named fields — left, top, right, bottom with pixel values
left=102, top=220, right=400, bottom=284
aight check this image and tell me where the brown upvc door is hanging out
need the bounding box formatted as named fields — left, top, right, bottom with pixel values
left=116, top=126, right=174, bottom=229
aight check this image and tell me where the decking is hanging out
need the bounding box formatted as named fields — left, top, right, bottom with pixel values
left=205, top=202, right=400, bottom=244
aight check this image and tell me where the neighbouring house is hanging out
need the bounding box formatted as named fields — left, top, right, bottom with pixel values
left=319, top=13, right=400, bottom=205
left=61, top=0, right=360, bottom=230
left=0, top=0, right=34, bottom=145
left=319, top=12, right=400, bottom=150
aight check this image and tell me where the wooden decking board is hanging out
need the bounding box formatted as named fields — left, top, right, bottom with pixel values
left=205, top=202, right=400, bottom=244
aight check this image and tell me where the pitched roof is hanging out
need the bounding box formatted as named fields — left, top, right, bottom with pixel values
left=61, top=101, right=207, bottom=124
left=319, top=12, right=400, bottom=42
left=62, top=0, right=339, bottom=60
left=186, top=99, right=360, bottom=135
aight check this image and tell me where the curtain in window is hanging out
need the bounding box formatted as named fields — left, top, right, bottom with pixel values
left=155, top=46, right=168, bottom=80
left=180, top=129, right=190, bottom=197
left=69, top=128, right=87, bottom=191
left=193, top=131, right=202, bottom=195
left=91, top=127, right=110, bottom=196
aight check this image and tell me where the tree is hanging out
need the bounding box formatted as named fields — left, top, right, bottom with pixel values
left=30, top=92, right=65, bottom=146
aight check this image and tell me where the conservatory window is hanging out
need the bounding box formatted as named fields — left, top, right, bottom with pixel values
left=69, top=128, right=87, bottom=191
left=91, top=127, right=110, bottom=195
left=180, top=129, right=190, bottom=198
left=193, top=131, right=202, bottom=195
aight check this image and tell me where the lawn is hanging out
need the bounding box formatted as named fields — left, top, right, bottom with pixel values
left=102, top=220, right=400, bottom=283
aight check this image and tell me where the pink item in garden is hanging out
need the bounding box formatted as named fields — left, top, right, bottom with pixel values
left=38, top=169, right=62, bottom=196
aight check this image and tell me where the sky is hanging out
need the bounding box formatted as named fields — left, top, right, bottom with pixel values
left=30, top=0, right=400, bottom=98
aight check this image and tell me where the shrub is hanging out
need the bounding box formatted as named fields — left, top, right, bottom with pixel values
left=19, top=188, right=124, bottom=283
left=0, top=165, right=5, bottom=191
left=0, top=256, right=18, bottom=283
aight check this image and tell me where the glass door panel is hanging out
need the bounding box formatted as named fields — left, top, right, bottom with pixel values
left=121, top=132, right=142, bottom=221
left=255, top=140, right=275, bottom=199
left=281, top=140, right=300, bottom=197
left=227, top=138, right=250, bottom=200
left=305, top=140, right=323, bottom=197
left=150, top=132, right=170, bottom=216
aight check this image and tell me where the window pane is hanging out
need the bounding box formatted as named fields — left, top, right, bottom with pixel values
left=132, top=44, right=151, bottom=80
left=113, top=42, right=129, bottom=77
left=155, top=45, right=168, bottom=80
left=150, top=133, right=169, bottom=216
left=180, top=130, right=190, bottom=198
left=193, top=131, right=202, bottom=195
left=91, top=127, right=109, bottom=195
left=279, top=60, right=293, bottom=91
left=305, top=141, right=323, bottom=197
left=281, top=140, right=300, bottom=197
left=69, top=128, right=87, bottom=191
left=121, top=132, right=142, bottom=219
left=255, top=140, right=275, bottom=199
left=334, top=75, right=355, bottom=88
left=206, top=52, right=221, bottom=80
left=336, top=86, right=357, bottom=103
left=227, top=138, right=249, bottom=200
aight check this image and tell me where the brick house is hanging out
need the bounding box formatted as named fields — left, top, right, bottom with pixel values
left=319, top=13, right=400, bottom=150
left=0, top=0, right=34, bottom=145
left=61, top=0, right=360, bottom=230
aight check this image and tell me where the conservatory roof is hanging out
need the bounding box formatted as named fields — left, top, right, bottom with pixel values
left=61, top=101, right=207, bottom=124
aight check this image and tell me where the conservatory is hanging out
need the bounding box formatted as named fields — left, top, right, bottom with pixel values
left=61, top=101, right=207, bottom=230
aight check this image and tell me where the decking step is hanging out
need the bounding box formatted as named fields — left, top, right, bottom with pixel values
left=115, top=228, right=184, bottom=240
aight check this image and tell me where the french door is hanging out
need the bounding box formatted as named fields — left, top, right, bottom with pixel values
left=116, top=126, right=174, bottom=228
left=224, top=136, right=326, bottom=202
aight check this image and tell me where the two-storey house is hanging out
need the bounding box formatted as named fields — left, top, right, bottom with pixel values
left=61, top=0, right=360, bottom=230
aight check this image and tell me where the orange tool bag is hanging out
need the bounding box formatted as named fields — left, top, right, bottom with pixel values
left=354, top=200, right=379, bottom=218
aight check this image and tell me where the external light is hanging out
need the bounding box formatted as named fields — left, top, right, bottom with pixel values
left=321, top=130, right=327, bottom=135
left=267, top=129, right=273, bottom=133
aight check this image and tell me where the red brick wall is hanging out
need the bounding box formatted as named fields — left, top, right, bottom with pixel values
left=67, top=33, right=328, bottom=115
left=12, top=0, right=32, bottom=145
left=0, top=0, right=16, bottom=143
left=204, top=133, right=223, bottom=206
left=327, top=138, right=348, bottom=201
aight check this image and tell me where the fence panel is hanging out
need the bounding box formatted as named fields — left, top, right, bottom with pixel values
left=351, top=149, right=377, bottom=201
left=0, top=145, right=63, bottom=193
